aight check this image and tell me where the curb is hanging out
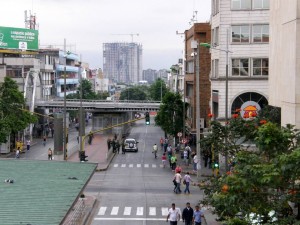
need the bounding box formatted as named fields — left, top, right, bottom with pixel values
left=95, top=152, right=116, bottom=172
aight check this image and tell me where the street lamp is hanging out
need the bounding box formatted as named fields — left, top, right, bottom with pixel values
left=200, top=29, right=231, bottom=171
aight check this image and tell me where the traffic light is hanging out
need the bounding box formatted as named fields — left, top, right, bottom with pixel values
left=213, top=161, right=219, bottom=169
left=145, top=112, right=150, bottom=125
left=79, top=151, right=88, bottom=162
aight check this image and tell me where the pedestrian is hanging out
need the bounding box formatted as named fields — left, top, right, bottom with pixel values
left=163, top=141, right=168, bottom=152
left=193, top=205, right=204, bottom=225
left=107, top=138, right=111, bottom=150
left=183, top=148, right=188, bottom=166
left=203, top=150, right=209, bottom=168
left=183, top=172, right=192, bottom=194
left=162, top=153, right=167, bottom=168
left=173, top=171, right=182, bottom=194
left=77, top=136, right=79, bottom=144
left=182, top=202, right=194, bottom=225
left=171, top=154, right=177, bottom=171
left=51, top=128, right=54, bottom=138
left=175, top=165, right=182, bottom=174
left=152, top=143, right=158, bottom=159
left=166, top=203, right=181, bottom=225
left=15, top=148, right=20, bottom=159
left=48, top=148, right=53, bottom=160
left=43, top=135, right=47, bottom=147
left=88, top=131, right=93, bottom=145
left=193, top=154, right=198, bottom=172
left=160, top=137, right=164, bottom=150
left=112, top=139, right=116, bottom=153
left=167, top=144, right=172, bottom=155
left=121, top=141, right=126, bottom=154
left=26, top=139, right=31, bottom=151
left=116, top=140, right=120, bottom=154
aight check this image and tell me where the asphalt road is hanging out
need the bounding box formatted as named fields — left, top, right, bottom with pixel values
left=87, top=119, right=205, bottom=225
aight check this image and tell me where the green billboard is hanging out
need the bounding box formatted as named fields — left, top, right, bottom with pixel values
left=0, top=26, right=38, bottom=51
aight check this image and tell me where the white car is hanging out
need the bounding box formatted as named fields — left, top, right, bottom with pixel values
left=124, top=138, right=139, bottom=152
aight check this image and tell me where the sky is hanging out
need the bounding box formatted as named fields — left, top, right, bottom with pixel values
left=0, top=0, right=211, bottom=70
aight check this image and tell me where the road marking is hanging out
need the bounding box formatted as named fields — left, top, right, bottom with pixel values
left=144, top=164, right=149, bottom=168
left=160, top=164, right=164, bottom=168
left=162, top=207, right=169, bottom=216
left=123, top=207, right=131, bottom=216
left=97, top=207, right=107, bottom=215
left=129, top=164, right=133, bottom=168
left=136, top=207, right=143, bottom=215
left=121, top=164, right=126, bottom=167
left=94, top=218, right=166, bottom=221
left=137, top=164, right=141, bottom=168
left=111, top=207, right=119, bottom=215
left=152, top=164, right=157, bottom=168
left=113, top=164, right=118, bottom=167
left=149, top=207, right=156, bottom=216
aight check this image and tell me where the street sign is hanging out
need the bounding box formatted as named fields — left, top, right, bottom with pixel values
left=177, top=132, right=182, bottom=137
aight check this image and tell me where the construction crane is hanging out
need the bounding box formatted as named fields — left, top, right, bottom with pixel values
left=111, top=33, right=139, bottom=42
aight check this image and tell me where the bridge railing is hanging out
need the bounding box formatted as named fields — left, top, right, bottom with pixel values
left=50, top=98, right=161, bottom=104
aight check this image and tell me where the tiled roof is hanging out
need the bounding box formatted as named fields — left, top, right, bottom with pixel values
left=0, top=159, right=96, bottom=225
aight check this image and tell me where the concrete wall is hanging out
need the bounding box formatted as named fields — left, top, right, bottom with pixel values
left=269, top=0, right=300, bottom=127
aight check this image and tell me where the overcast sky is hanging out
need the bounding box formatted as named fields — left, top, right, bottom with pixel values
left=1, top=0, right=211, bottom=70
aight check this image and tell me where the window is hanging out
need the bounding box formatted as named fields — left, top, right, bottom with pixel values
left=212, top=0, right=220, bottom=15
left=232, top=25, right=250, bottom=43
left=253, top=0, right=269, bottom=9
left=212, top=59, right=219, bottom=78
left=232, top=0, right=251, bottom=10
left=232, top=58, right=249, bottom=76
left=212, top=27, right=219, bottom=46
left=186, top=61, right=194, bottom=73
left=253, top=24, right=269, bottom=43
left=253, top=58, right=268, bottom=76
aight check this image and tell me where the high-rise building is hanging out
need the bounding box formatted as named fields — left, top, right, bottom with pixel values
left=210, top=0, right=269, bottom=120
left=142, top=69, right=157, bottom=84
left=103, top=43, right=142, bottom=84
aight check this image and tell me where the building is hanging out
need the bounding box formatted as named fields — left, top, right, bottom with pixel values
left=103, top=42, right=143, bottom=84
left=269, top=0, right=300, bottom=128
left=210, top=0, right=269, bottom=121
left=184, top=23, right=211, bottom=133
left=142, top=69, right=157, bottom=84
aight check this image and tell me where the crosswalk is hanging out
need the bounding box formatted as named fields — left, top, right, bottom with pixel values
left=96, top=206, right=173, bottom=217
left=112, top=163, right=164, bottom=168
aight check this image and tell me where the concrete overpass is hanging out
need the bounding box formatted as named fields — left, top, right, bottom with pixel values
left=35, top=99, right=161, bottom=112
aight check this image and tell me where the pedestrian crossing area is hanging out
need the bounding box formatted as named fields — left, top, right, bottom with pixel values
left=112, top=163, right=165, bottom=168
left=96, top=206, right=172, bottom=217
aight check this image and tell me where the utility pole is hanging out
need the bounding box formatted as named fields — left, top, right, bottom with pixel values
left=63, top=38, right=68, bottom=161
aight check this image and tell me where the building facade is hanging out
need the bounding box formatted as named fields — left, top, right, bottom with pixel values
left=269, top=0, right=300, bottom=128
left=210, top=0, right=269, bottom=120
left=184, top=23, right=211, bottom=132
left=142, top=69, right=157, bottom=84
left=103, top=42, right=143, bottom=84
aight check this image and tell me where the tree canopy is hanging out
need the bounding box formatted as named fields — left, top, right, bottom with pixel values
left=119, top=86, right=148, bottom=100
left=149, top=78, right=168, bottom=101
left=0, top=77, right=37, bottom=143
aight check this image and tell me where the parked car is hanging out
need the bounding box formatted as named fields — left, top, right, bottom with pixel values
left=124, top=138, right=138, bottom=152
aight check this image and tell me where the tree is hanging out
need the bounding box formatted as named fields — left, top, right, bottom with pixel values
left=155, top=92, right=185, bottom=137
left=201, top=122, right=300, bottom=224
left=0, top=77, right=37, bottom=143
left=149, top=78, right=168, bottom=101
left=119, top=86, right=148, bottom=100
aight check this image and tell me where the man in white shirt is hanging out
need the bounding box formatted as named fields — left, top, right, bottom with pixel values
left=167, top=203, right=181, bottom=225
left=152, top=144, right=158, bottom=159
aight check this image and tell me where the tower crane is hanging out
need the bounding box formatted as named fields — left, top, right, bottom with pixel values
left=111, top=33, right=139, bottom=42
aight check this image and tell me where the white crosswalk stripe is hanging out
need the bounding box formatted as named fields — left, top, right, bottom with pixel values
left=111, top=207, right=119, bottom=215
left=144, top=164, right=149, bottom=168
left=97, top=207, right=107, bottom=215
left=152, top=164, right=157, bottom=168
left=112, top=163, right=165, bottom=168
left=121, top=164, right=126, bottom=167
left=129, top=164, right=133, bottom=168
left=161, top=207, right=169, bottom=216
left=136, top=207, right=143, bottom=215
left=113, top=164, right=118, bottom=167
left=149, top=207, right=156, bottom=216
left=123, top=207, right=131, bottom=216
left=137, top=164, right=141, bottom=168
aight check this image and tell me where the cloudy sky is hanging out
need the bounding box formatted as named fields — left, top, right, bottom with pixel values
left=1, top=0, right=211, bottom=70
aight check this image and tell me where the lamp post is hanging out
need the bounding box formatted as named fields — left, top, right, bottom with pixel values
left=200, top=28, right=231, bottom=171
left=78, top=60, right=83, bottom=152
left=63, top=39, right=67, bottom=160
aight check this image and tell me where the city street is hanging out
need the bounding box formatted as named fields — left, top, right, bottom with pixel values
left=87, top=119, right=205, bottom=225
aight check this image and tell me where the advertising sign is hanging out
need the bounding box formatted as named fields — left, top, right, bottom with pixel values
left=0, top=26, right=38, bottom=51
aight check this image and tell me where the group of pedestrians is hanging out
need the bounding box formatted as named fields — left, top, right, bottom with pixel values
left=167, top=202, right=204, bottom=225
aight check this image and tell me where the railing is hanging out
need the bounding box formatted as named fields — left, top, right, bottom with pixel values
left=49, top=98, right=161, bottom=104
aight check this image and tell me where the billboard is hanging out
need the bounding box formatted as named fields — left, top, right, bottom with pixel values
left=0, top=26, right=38, bottom=51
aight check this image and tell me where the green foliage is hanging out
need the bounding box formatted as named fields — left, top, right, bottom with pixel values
left=149, top=78, right=169, bottom=101
left=119, top=86, right=148, bottom=100
left=0, top=77, right=37, bottom=143
left=155, top=92, right=184, bottom=137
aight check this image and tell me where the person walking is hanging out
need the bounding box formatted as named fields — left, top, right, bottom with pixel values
left=182, top=202, right=194, bottom=225
left=183, top=172, right=192, bottom=194
left=193, top=205, right=204, bottom=225
left=160, top=137, right=164, bottom=150
left=43, top=135, right=47, bottom=147
left=15, top=148, right=20, bottom=159
left=26, top=139, right=31, bottom=151
left=193, top=154, right=199, bottom=173
left=152, top=144, right=158, bottom=159
left=88, top=131, right=93, bottom=145
left=121, top=141, right=126, bottom=154
left=162, top=153, right=167, bottom=168
left=48, top=148, right=53, bottom=160
left=166, top=203, right=181, bottom=225
left=116, top=140, right=120, bottom=154
left=173, top=171, right=182, bottom=194
left=171, top=154, right=177, bottom=171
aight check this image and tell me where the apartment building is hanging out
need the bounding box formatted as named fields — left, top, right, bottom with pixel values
left=210, top=0, right=269, bottom=120
left=103, top=42, right=143, bottom=84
